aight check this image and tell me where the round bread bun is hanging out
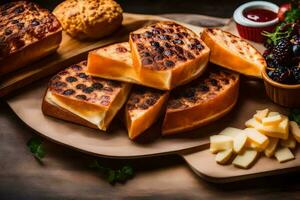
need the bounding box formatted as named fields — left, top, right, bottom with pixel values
left=53, top=0, right=123, bottom=40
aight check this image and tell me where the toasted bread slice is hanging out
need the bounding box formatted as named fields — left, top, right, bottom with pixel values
left=42, top=61, right=131, bottom=131
left=125, top=86, right=169, bottom=139
left=129, top=21, right=210, bottom=90
left=201, top=28, right=266, bottom=78
left=162, top=67, right=239, bottom=135
left=87, top=42, right=139, bottom=84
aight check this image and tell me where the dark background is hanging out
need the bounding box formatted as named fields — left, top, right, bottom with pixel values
left=2, top=0, right=286, bottom=17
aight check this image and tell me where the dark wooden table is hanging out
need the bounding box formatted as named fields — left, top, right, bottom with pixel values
left=1, top=1, right=300, bottom=199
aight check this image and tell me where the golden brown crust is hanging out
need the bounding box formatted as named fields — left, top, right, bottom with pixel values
left=125, top=86, right=169, bottom=139
left=53, top=0, right=123, bottom=40
left=42, top=95, right=98, bottom=129
left=162, top=67, right=240, bottom=135
left=0, top=1, right=62, bottom=75
left=201, top=28, right=266, bottom=78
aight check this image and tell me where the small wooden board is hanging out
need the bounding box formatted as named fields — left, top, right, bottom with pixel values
left=5, top=13, right=300, bottom=182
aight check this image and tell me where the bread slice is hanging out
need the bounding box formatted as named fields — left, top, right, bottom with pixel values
left=162, top=67, right=239, bottom=135
left=42, top=61, right=131, bottom=131
left=0, top=1, right=62, bottom=76
left=201, top=28, right=266, bottom=78
left=125, top=86, right=169, bottom=139
left=129, top=21, right=210, bottom=90
left=87, top=42, right=139, bottom=84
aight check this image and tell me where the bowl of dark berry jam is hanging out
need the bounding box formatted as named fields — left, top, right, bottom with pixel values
left=234, top=1, right=279, bottom=43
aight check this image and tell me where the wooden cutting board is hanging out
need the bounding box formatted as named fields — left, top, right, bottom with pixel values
left=5, top=13, right=300, bottom=183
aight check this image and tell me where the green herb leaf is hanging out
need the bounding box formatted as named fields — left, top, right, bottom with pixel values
left=90, top=160, right=134, bottom=184
left=27, top=136, right=45, bottom=161
left=289, top=108, right=300, bottom=125
left=285, top=8, right=300, bottom=23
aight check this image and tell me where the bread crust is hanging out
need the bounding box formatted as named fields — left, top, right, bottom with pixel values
left=162, top=69, right=240, bottom=135
left=201, top=28, right=266, bottom=78
left=42, top=94, right=98, bottom=129
left=0, top=1, right=62, bottom=76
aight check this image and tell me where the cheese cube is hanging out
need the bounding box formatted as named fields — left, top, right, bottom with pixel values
left=232, top=149, right=258, bottom=169
left=290, top=121, right=300, bottom=143
left=210, top=135, right=233, bottom=153
left=280, top=135, right=296, bottom=149
left=274, top=147, right=295, bottom=163
left=268, top=112, right=280, bottom=117
left=245, top=118, right=288, bottom=140
left=219, top=127, right=242, bottom=138
left=254, top=109, right=269, bottom=122
left=262, top=115, right=282, bottom=126
left=219, top=127, right=247, bottom=153
left=246, top=140, right=264, bottom=152
left=244, top=128, right=269, bottom=150
left=264, top=137, right=279, bottom=158
left=215, top=149, right=233, bottom=164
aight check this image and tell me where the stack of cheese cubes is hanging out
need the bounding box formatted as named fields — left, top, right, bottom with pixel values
left=210, top=109, right=300, bottom=169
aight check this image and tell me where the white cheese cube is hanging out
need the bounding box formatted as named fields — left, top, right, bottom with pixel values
left=268, top=112, right=280, bottom=117
left=254, top=109, right=269, bottom=122
left=264, top=137, right=279, bottom=158
left=219, top=127, right=242, bottom=138
left=233, top=149, right=258, bottom=169
left=280, top=135, right=296, bottom=149
left=262, top=115, right=282, bottom=126
left=219, top=127, right=247, bottom=153
left=245, top=118, right=288, bottom=140
left=215, top=149, right=233, bottom=164
left=210, top=135, right=233, bottom=153
left=244, top=128, right=269, bottom=149
left=274, top=147, right=295, bottom=163
left=290, top=121, right=300, bottom=143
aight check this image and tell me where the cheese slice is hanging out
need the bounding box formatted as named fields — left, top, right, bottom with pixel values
left=219, top=127, right=247, bottom=153
left=245, top=117, right=289, bottom=140
left=254, top=109, right=269, bottom=123
left=264, top=137, right=279, bottom=158
left=280, top=135, right=296, bottom=149
left=268, top=112, right=280, bottom=117
left=290, top=121, right=300, bottom=143
left=274, top=147, right=295, bottom=163
left=244, top=128, right=269, bottom=150
left=246, top=140, right=265, bottom=152
left=215, top=149, right=233, bottom=164
left=233, top=149, right=258, bottom=169
left=210, top=135, right=233, bottom=153
left=262, top=115, right=282, bottom=126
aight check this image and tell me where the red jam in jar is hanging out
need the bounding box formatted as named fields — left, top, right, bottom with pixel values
left=243, top=8, right=277, bottom=22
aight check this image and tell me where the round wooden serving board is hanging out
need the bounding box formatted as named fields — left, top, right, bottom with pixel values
left=5, top=13, right=300, bottom=182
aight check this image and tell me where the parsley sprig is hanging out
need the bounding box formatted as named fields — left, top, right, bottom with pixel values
left=27, top=136, right=45, bottom=162
left=90, top=160, right=134, bottom=184
left=289, top=108, right=300, bottom=124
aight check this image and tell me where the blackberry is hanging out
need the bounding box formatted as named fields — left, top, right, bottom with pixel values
left=291, top=67, right=300, bottom=84
left=271, top=38, right=292, bottom=64
left=268, top=67, right=293, bottom=84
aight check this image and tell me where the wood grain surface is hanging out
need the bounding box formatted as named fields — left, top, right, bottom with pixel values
left=1, top=13, right=300, bottom=200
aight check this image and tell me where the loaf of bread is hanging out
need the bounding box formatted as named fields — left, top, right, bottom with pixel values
left=42, top=61, right=132, bottom=131
left=201, top=28, right=266, bottom=78
left=162, top=67, right=239, bottom=135
left=125, top=86, right=169, bottom=139
left=0, top=1, right=62, bottom=76
left=129, top=21, right=210, bottom=90
left=53, top=0, right=123, bottom=40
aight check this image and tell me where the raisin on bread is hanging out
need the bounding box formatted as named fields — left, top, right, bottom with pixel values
left=0, top=1, right=62, bottom=76
left=125, top=86, right=169, bottom=139
left=42, top=61, right=131, bottom=131
left=129, top=21, right=210, bottom=90
left=201, top=28, right=266, bottom=78
left=162, top=67, right=239, bottom=135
